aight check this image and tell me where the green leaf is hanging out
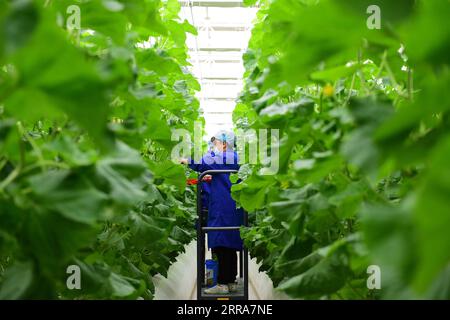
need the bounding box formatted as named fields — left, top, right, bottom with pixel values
left=0, top=260, right=33, bottom=299
left=361, top=202, right=418, bottom=297
left=259, top=98, right=314, bottom=123
left=24, top=212, right=99, bottom=273
left=1, top=0, right=39, bottom=56
left=414, top=135, right=450, bottom=292
left=232, top=175, right=275, bottom=212
left=277, top=250, right=349, bottom=297
left=401, top=0, right=450, bottom=65
left=145, top=110, right=175, bottom=150
left=375, top=72, right=450, bottom=144
left=102, top=0, right=125, bottom=12
left=181, top=19, right=198, bottom=36
left=294, top=155, right=343, bottom=184
left=164, top=0, right=181, bottom=19
left=310, top=63, right=360, bottom=82
left=148, top=160, right=185, bottom=192
left=252, top=89, right=278, bottom=111
left=243, top=0, right=258, bottom=6
left=341, top=98, right=394, bottom=178
left=426, top=264, right=450, bottom=300
left=136, top=49, right=182, bottom=76
left=329, top=181, right=367, bottom=219
left=129, top=212, right=166, bottom=246
left=96, top=142, right=148, bottom=205
left=109, top=272, right=137, bottom=298
left=269, top=200, right=303, bottom=222
left=76, top=1, right=128, bottom=43
left=28, top=170, right=108, bottom=224
left=45, top=135, right=98, bottom=167
left=5, top=9, right=110, bottom=144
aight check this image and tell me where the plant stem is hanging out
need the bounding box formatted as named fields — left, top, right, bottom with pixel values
left=368, top=50, right=387, bottom=91
left=357, top=49, right=368, bottom=95
left=383, top=59, right=399, bottom=89
left=17, top=121, right=47, bottom=172
left=0, top=166, right=21, bottom=192
left=408, top=67, right=414, bottom=101
left=0, top=124, right=27, bottom=193
left=0, top=158, right=8, bottom=172
left=344, top=73, right=357, bottom=106
left=20, top=161, right=70, bottom=175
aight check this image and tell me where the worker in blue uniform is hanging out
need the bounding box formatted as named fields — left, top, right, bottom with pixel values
left=182, top=130, right=243, bottom=294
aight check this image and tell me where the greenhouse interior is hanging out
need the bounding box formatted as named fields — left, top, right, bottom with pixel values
left=0, top=0, right=449, bottom=307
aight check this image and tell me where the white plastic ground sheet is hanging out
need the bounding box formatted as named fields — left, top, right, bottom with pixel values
left=152, top=240, right=290, bottom=300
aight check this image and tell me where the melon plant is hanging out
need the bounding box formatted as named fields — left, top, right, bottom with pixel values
left=233, top=0, right=450, bottom=299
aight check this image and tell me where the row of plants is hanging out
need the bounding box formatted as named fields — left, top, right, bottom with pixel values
left=233, top=0, right=450, bottom=299
left=0, top=0, right=199, bottom=299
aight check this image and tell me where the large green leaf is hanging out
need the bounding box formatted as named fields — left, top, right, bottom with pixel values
left=0, top=260, right=33, bottom=299
left=232, top=175, right=275, bottom=212
left=28, top=170, right=108, bottom=224
left=361, top=202, right=418, bottom=298
left=4, top=4, right=110, bottom=144
left=96, top=142, right=148, bottom=205
left=148, top=160, right=185, bottom=192
left=414, top=135, right=450, bottom=292
left=108, top=272, right=137, bottom=298
left=277, top=248, right=349, bottom=297
left=310, top=63, right=360, bottom=82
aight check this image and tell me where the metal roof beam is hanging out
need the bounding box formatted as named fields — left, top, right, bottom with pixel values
left=189, top=47, right=243, bottom=52
left=207, top=25, right=249, bottom=32
left=201, top=82, right=242, bottom=86
left=204, top=111, right=234, bottom=115
left=189, top=59, right=242, bottom=63
left=206, top=123, right=234, bottom=126
left=179, top=0, right=255, bottom=8
left=202, top=77, right=242, bottom=81
left=200, top=97, right=236, bottom=101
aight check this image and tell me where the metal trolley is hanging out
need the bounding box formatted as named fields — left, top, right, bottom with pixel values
left=196, top=170, right=249, bottom=300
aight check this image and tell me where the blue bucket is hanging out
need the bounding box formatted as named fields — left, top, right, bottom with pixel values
left=205, top=259, right=218, bottom=288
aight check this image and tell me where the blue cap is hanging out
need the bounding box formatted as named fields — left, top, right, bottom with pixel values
left=213, top=130, right=235, bottom=146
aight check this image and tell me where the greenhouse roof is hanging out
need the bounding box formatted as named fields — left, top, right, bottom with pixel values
left=179, top=0, right=258, bottom=136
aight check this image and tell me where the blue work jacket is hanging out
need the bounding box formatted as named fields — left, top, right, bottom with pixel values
left=189, top=150, right=244, bottom=251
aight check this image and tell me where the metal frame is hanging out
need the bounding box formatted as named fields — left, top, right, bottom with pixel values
left=180, top=0, right=255, bottom=8
left=196, top=169, right=249, bottom=300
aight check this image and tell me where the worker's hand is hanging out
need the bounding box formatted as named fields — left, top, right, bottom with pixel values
left=202, top=175, right=212, bottom=182
left=180, top=158, right=188, bottom=165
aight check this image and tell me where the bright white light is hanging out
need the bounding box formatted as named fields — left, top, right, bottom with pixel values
left=180, top=1, right=257, bottom=136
